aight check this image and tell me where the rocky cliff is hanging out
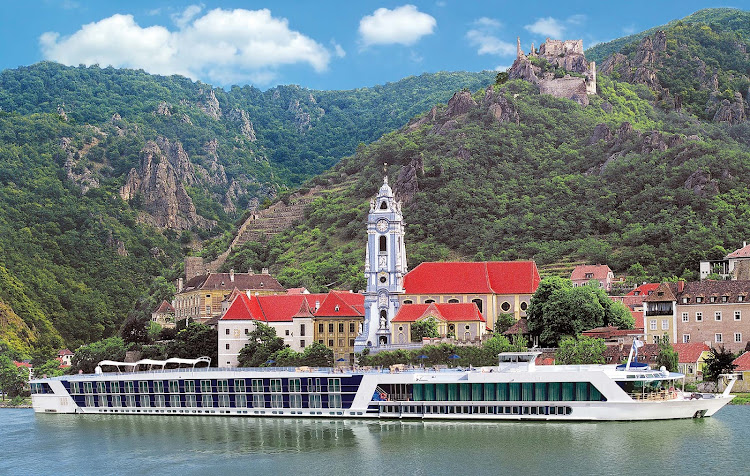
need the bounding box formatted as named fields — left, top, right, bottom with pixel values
left=120, top=137, right=215, bottom=230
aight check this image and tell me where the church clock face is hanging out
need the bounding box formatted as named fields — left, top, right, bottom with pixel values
left=376, top=219, right=389, bottom=232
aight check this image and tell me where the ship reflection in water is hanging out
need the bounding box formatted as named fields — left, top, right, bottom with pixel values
left=24, top=409, right=749, bottom=476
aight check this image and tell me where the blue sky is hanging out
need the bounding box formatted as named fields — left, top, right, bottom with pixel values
left=0, top=1, right=744, bottom=90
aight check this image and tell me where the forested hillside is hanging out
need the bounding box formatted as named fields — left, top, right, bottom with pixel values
left=0, top=65, right=493, bottom=354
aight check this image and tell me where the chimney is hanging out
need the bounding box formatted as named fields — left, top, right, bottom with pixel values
left=230, top=268, right=235, bottom=282
left=315, top=301, right=320, bottom=312
left=677, top=280, right=685, bottom=293
left=262, top=267, right=269, bottom=275
left=248, top=267, right=254, bottom=275
left=176, top=278, right=184, bottom=293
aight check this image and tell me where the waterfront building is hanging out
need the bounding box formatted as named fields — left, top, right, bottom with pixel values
left=732, top=351, right=750, bottom=392
left=570, top=264, right=614, bottom=291
left=672, top=343, right=711, bottom=382
left=173, top=268, right=285, bottom=324
left=644, top=280, right=750, bottom=352
left=390, top=302, right=487, bottom=344
left=217, top=291, right=364, bottom=367
left=399, top=261, right=540, bottom=332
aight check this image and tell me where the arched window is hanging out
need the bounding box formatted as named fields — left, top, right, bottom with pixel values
left=403, top=300, right=413, bottom=304
left=472, top=299, right=483, bottom=313
left=425, top=299, right=435, bottom=304
left=380, top=201, right=388, bottom=210
left=379, top=236, right=387, bottom=252
left=448, top=298, right=459, bottom=303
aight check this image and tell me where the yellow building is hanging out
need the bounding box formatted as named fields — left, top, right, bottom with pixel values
left=312, top=291, right=365, bottom=365
left=174, top=269, right=285, bottom=323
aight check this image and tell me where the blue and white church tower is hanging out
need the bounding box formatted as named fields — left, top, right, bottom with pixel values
left=354, top=176, right=408, bottom=352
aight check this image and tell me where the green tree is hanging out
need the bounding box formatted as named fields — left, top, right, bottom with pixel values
left=411, top=317, right=440, bottom=342
left=0, top=361, right=28, bottom=400
left=555, top=336, right=606, bottom=365
left=703, top=347, right=737, bottom=382
left=494, top=313, right=516, bottom=334
left=120, top=315, right=150, bottom=346
left=238, top=322, right=285, bottom=367
left=70, top=337, right=127, bottom=374
left=166, top=323, right=218, bottom=366
left=656, top=334, right=679, bottom=372
left=299, top=342, right=334, bottom=367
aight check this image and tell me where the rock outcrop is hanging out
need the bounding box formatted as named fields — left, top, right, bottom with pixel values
left=394, top=155, right=423, bottom=205
left=119, top=137, right=214, bottom=230
left=227, top=108, right=257, bottom=141
left=509, top=37, right=596, bottom=106
left=197, top=88, right=222, bottom=119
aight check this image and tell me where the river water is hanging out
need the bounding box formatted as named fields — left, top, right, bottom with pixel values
left=3, top=406, right=750, bottom=475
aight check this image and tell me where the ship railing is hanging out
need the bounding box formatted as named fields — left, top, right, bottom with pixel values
left=628, top=389, right=678, bottom=401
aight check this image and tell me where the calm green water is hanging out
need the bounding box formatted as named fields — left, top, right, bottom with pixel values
left=3, top=407, right=750, bottom=476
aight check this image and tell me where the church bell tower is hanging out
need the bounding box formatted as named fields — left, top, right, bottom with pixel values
left=354, top=176, right=408, bottom=352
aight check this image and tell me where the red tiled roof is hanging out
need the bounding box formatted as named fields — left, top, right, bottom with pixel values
left=672, top=343, right=711, bottom=364
left=727, top=244, right=750, bottom=259
left=57, top=348, right=74, bottom=356
left=503, top=318, right=528, bottom=335
left=733, top=351, right=750, bottom=371
left=632, top=310, right=644, bottom=329
left=643, top=282, right=678, bottom=302
left=392, top=303, right=485, bottom=323
left=626, top=283, right=660, bottom=296
left=154, top=300, right=175, bottom=313
left=570, top=264, right=612, bottom=281
left=286, top=287, right=309, bottom=294
left=14, top=361, right=31, bottom=368
left=219, top=292, right=362, bottom=322
left=403, top=261, right=540, bottom=295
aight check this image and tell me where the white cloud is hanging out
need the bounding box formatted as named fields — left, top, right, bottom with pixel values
left=566, top=14, right=586, bottom=26
left=494, top=64, right=511, bottom=71
left=331, top=40, right=346, bottom=58
left=172, top=4, right=203, bottom=29
left=39, top=8, right=336, bottom=86
left=466, top=17, right=514, bottom=57
left=359, top=5, right=436, bottom=46
left=524, top=17, right=565, bottom=39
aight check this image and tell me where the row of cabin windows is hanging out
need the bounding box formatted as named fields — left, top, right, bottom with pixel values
left=411, top=382, right=605, bottom=402
left=383, top=404, right=573, bottom=417
left=68, top=378, right=341, bottom=395
left=81, top=393, right=343, bottom=409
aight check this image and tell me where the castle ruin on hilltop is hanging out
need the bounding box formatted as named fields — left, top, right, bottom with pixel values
left=509, top=37, right=596, bottom=106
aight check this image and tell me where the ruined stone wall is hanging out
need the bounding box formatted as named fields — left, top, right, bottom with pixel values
left=539, top=39, right=583, bottom=57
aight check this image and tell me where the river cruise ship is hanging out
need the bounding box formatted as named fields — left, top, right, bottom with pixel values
left=30, top=352, right=736, bottom=421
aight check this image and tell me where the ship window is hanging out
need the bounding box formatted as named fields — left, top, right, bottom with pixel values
left=253, top=394, right=265, bottom=408
left=98, top=395, right=108, bottom=407
left=251, top=379, right=263, bottom=393
left=329, top=394, right=342, bottom=408
left=202, top=394, right=214, bottom=408
left=139, top=381, right=149, bottom=393
left=270, top=379, right=282, bottom=392
left=200, top=380, right=212, bottom=393
left=235, top=394, right=247, bottom=408
left=184, top=381, right=196, bottom=393
left=271, top=394, right=283, bottom=408
left=97, top=381, right=107, bottom=394
left=124, top=381, right=135, bottom=394
left=309, top=378, right=322, bottom=392
left=309, top=394, right=322, bottom=408
left=328, top=378, right=341, bottom=392
left=186, top=395, right=197, bottom=407
left=126, top=395, right=137, bottom=407
left=84, top=382, right=94, bottom=394
left=84, top=395, right=95, bottom=407
left=169, top=380, right=179, bottom=393
left=217, top=380, right=229, bottom=392
left=289, top=378, right=302, bottom=393
left=154, top=381, right=164, bottom=393
left=140, top=395, right=151, bottom=407
left=234, top=379, right=246, bottom=393
left=111, top=382, right=120, bottom=394
left=69, top=382, right=80, bottom=394
left=219, top=395, right=230, bottom=408
left=170, top=395, right=181, bottom=408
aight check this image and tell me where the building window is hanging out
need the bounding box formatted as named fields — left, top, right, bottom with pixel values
left=318, top=323, right=324, bottom=333
left=424, top=299, right=435, bottom=304
left=722, top=296, right=729, bottom=302
left=379, top=236, right=387, bottom=252
left=225, top=328, right=230, bottom=335
left=682, top=298, right=688, bottom=304
left=448, top=298, right=459, bottom=303
left=696, top=312, right=703, bottom=322
left=245, top=328, right=249, bottom=335
left=661, top=319, right=668, bottom=330
left=403, top=300, right=413, bottom=304
left=520, top=302, right=528, bottom=311
left=501, top=301, right=511, bottom=312
left=300, top=324, right=306, bottom=336
left=739, top=296, right=745, bottom=302
left=349, top=339, right=355, bottom=347
left=696, top=297, right=703, bottom=303
left=735, top=333, right=742, bottom=343
left=683, top=334, right=690, bottom=343
left=735, top=311, right=741, bottom=321
left=349, top=323, right=355, bottom=333
left=715, top=333, right=723, bottom=343
left=653, top=335, right=659, bottom=343
left=339, top=323, right=344, bottom=333
left=328, top=323, right=334, bottom=333
left=338, top=338, right=344, bottom=347
left=285, top=329, right=290, bottom=336
left=472, top=299, right=483, bottom=314
left=225, top=344, right=230, bottom=350
left=710, top=297, right=716, bottom=303
left=300, top=339, right=306, bottom=348
left=585, top=273, right=593, bottom=279
left=682, top=312, right=689, bottom=322
left=328, top=339, right=334, bottom=347
left=715, top=311, right=722, bottom=321
left=650, top=320, right=657, bottom=331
